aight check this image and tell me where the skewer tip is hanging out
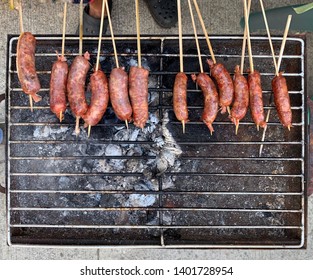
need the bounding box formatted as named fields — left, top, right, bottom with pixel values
left=227, top=106, right=231, bottom=115
left=235, top=122, right=240, bottom=135
left=59, top=111, right=63, bottom=122
left=256, top=125, right=260, bottom=131
left=182, top=120, right=186, bottom=134
left=87, top=125, right=91, bottom=138
left=125, top=120, right=129, bottom=130
left=29, top=95, right=33, bottom=112
left=75, top=116, right=80, bottom=136
left=287, top=125, right=291, bottom=131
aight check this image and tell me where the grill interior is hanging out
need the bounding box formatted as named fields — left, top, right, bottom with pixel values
left=6, top=35, right=307, bottom=248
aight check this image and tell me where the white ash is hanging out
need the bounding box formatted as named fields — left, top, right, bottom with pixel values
left=125, top=194, right=156, bottom=207
left=105, top=144, right=123, bottom=157
left=33, top=125, right=70, bottom=139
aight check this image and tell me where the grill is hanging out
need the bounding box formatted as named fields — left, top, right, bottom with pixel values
left=5, top=35, right=308, bottom=248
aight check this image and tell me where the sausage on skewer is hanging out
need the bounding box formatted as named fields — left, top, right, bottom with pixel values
left=207, top=59, right=234, bottom=114
left=191, top=73, right=219, bottom=135
left=272, top=72, right=292, bottom=129
left=17, top=32, right=42, bottom=103
left=129, top=66, right=149, bottom=129
left=109, top=67, right=132, bottom=125
left=83, top=69, right=109, bottom=128
left=173, top=72, right=189, bottom=131
left=49, top=54, right=68, bottom=122
left=230, top=65, right=249, bottom=134
left=67, top=51, right=90, bottom=134
left=248, top=70, right=267, bottom=129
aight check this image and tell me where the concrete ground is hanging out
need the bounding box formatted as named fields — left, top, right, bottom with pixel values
left=0, top=0, right=312, bottom=259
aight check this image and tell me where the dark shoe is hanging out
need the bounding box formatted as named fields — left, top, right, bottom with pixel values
left=78, top=0, right=113, bottom=36
left=144, top=0, right=178, bottom=28
left=240, top=3, right=313, bottom=32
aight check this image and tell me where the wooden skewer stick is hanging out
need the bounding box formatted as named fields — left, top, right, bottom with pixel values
left=192, top=0, right=216, bottom=64
left=178, top=0, right=184, bottom=73
left=106, top=0, right=119, bottom=68
left=61, top=2, right=67, bottom=58
left=87, top=0, right=107, bottom=138
left=259, top=15, right=293, bottom=155
left=79, top=0, right=84, bottom=56
left=188, top=0, right=203, bottom=73
left=277, top=15, right=292, bottom=72
left=76, top=0, right=84, bottom=135
left=240, top=0, right=251, bottom=75
left=259, top=0, right=279, bottom=76
left=135, top=0, right=142, bottom=68
left=177, top=0, right=185, bottom=134
left=17, top=0, right=33, bottom=112
left=243, top=0, right=254, bottom=73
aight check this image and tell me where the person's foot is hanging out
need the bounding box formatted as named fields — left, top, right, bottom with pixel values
left=80, top=0, right=112, bottom=36
left=144, top=0, right=178, bottom=28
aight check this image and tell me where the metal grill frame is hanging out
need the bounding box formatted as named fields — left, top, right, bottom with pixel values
left=5, top=34, right=308, bottom=249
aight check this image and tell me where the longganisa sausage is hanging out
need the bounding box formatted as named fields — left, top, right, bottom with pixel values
left=207, top=59, right=234, bottom=114
left=109, top=67, right=132, bottom=124
left=129, top=66, right=149, bottom=129
left=67, top=52, right=90, bottom=134
left=272, top=72, right=292, bottom=129
left=173, top=72, right=189, bottom=129
left=248, top=70, right=267, bottom=129
left=230, top=65, right=249, bottom=132
left=49, top=53, right=68, bottom=122
left=191, top=73, right=219, bottom=135
left=17, top=32, right=42, bottom=102
left=82, top=69, right=109, bottom=127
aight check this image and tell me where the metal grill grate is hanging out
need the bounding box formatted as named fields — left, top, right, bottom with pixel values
left=6, top=35, right=307, bottom=248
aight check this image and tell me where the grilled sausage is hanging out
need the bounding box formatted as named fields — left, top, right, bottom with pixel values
left=49, top=54, right=68, bottom=122
left=272, top=72, right=292, bottom=128
left=191, top=73, right=219, bottom=134
left=230, top=65, right=249, bottom=129
left=67, top=52, right=90, bottom=117
left=82, top=70, right=109, bottom=127
left=248, top=70, right=267, bottom=129
left=129, top=66, right=149, bottom=129
left=17, top=32, right=42, bottom=102
left=207, top=59, right=234, bottom=114
left=109, top=67, right=132, bottom=123
left=173, top=72, right=189, bottom=125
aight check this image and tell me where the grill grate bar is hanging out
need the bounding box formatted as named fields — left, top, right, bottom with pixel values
left=9, top=224, right=303, bottom=230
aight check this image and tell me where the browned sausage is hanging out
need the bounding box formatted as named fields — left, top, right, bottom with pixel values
left=191, top=73, right=219, bottom=134
left=49, top=54, right=68, bottom=122
left=82, top=70, right=109, bottom=127
left=109, top=67, right=132, bottom=123
left=129, top=66, right=149, bottom=129
left=173, top=72, right=189, bottom=125
left=230, top=65, right=249, bottom=130
left=207, top=59, right=234, bottom=114
left=248, top=70, right=267, bottom=129
left=272, top=72, right=292, bottom=128
left=17, top=32, right=42, bottom=102
left=67, top=52, right=90, bottom=117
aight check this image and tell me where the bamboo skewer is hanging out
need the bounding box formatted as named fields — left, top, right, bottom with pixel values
left=106, top=0, right=119, bottom=68
left=135, top=0, right=142, bottom=68
left=240, top=0, right=251, bottom=75
left=243, top=0, right=254, bottom=74
left=106, top=0, right=127, bottom=129
left=17, top=0, right=33, bottom=112
left=192, top=0, right=215, bottom=64
left=87, top=0, right=107, bottom=138
left=61, top=2, right=67, bottom=58
left=178, top=0, right=184, bottom=74
left=259, top=0, right=279, bottom=76
left=188, top=0, right=203, bottom=74
left=75, top=0, right=84, bottom=136
left=177, top=0, right=185, bottom=133
left=259, top=14, right=293, bottom=156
